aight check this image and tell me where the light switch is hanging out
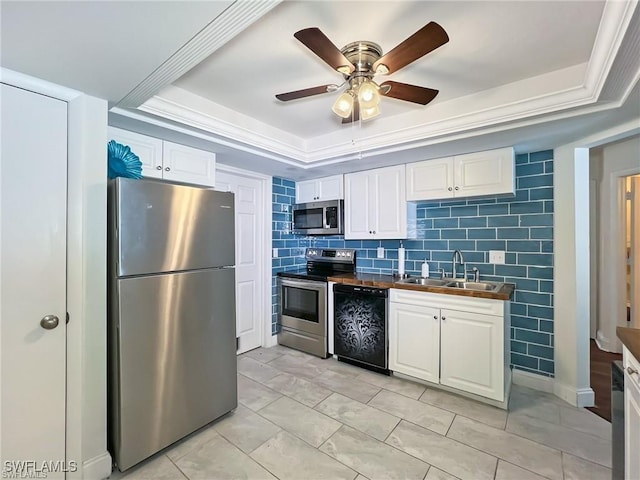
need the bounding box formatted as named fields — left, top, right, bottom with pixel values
left=272, top=248, right=278, bottom=258
left=489, top=250, right=505, bottom=264
left=377, top=247, right=385, bottom=259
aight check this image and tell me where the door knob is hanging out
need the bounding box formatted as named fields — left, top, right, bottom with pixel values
left=40, top=315, right=59, bottom=330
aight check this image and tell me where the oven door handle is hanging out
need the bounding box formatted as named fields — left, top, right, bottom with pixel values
left=279, top=278, right=326, bottom=291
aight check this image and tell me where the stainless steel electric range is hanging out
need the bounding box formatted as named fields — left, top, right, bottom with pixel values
left=277, top=248, right=356, bottom=357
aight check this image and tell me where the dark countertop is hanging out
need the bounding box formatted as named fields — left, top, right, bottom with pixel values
left=327, top=272, right=515, bottom=301
left=617, top=327, right=640, bottom=362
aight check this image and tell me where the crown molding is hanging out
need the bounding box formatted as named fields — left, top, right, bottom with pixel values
left=583, top=0, right=638, bottom=98
left=116, top=0, right=281, bottom=108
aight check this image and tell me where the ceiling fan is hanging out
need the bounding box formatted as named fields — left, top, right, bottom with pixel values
left=275, top=22, right=449, bottom=123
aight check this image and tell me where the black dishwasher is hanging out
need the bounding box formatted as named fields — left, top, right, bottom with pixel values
left=333, top=284, right=389, bottom=374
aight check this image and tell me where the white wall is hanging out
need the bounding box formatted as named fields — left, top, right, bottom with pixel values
left=66, top=93, right=111, bottom=479
left=553, top=146, right=593, bottom=407
left=589, top=149, right=603, bottom=339
left=596, top=135, right=640, bottom=353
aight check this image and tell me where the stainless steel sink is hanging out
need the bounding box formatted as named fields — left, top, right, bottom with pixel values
left=445, top=281, right=502, bottom=292
left=397, top=277, right=450, bottom=287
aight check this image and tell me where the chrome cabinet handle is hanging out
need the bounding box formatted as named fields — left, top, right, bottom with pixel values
left=441, top=316, right=446, bottom=321
left=447, top=187, right=453, bottom=191
left=156, top=165, right=162, bottom=170
left=40, top=314, right=59, bottom=330
left=455, top=186, right=459, bottom=190
left=165, top=167, right=170, bottom=171
left=628, top=367, right=639, bottom=375
left=433, top=315, right=438, bottom=320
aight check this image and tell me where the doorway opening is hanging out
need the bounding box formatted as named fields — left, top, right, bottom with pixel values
left=624, top=174, right=639, bottom=327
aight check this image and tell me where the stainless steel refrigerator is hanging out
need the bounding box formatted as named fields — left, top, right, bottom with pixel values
left=108, top=178, right=237, bottom=471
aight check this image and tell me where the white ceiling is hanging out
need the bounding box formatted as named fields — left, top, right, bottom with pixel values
left=0, top=1, right=232, bottom=102
left=2, top=1, right=639, bottom=180
left=172, top=1, right=605, bottom=138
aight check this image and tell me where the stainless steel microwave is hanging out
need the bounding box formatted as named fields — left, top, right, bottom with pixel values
left=292, top=200, right=344, bottom=235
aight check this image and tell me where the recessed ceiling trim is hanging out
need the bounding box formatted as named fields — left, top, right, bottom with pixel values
left=139, top=91, right=306, bottom=161
left=116, top=0, right=281, bottom=109
left=110, top=106, right=305, bottom=169
left=141, top=60, right=626, bottom=164
left=583, top=0, right=638, bottom=98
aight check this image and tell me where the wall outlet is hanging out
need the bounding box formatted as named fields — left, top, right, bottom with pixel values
left=272, top=248, right=278, bottom=258
left=489, top=250, right=505, bottom=264
left=377, top=246, right=385, bottom=259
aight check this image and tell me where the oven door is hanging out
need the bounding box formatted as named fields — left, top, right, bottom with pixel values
left=278, top=278, right=326, bottom=337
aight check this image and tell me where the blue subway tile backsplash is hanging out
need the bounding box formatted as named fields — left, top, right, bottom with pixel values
left=271, top=149, right=555, bottom=378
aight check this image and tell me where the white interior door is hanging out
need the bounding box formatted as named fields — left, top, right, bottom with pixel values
left=1, top=84, right=67, bottom=474
left=216, top=171, right=264, bottom=353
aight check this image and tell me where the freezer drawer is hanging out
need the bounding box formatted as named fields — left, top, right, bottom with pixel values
left=111, top=178, right=235, bottom=276
left=109, top=267, right=237, bottom=471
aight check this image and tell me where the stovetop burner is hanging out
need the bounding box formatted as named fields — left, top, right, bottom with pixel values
left=277, top=248, right=356, bottom=281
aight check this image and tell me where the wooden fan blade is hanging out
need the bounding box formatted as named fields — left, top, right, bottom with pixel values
left=276, top=84, right=338, bottom=101
left=373, top=22, right=449, bottom=75
left=380, top=81, right=439, bottom=105
left=342, top=101, right=360, bottom=124
left=294, top=28, right=355, bottom=74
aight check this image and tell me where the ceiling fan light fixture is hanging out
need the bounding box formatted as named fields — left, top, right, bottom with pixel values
left=357, top=80, right=380, bottom=109
left=337, top=65, right=352, bottom=75
left=360, top=104, right=380, bottom=121
left=332, top=91, right=354, bottom=118
left=375, top=64, right=390, bottom=75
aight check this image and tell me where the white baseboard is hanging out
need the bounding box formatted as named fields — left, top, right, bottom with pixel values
left=553, top=381, right=595, bottom=407
left=263, top=333, right=277, bottom=348
left=82, top=451, right=112, bottom=480
left=512, top=369, right=554, bottom=393
left=512, top=369, right=595, bottom=407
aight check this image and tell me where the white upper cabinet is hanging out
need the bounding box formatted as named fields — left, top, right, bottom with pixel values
left=406, top=147, right=515, bottom=201
left=344, top=165, right=408, bottom=239
left=295, top=175, right=343, bottom=203
left=109, top=127, right=163, bottom=179
left=161, top=141, right=216, bottom=186
left=108, top=127, right=216, bottom=187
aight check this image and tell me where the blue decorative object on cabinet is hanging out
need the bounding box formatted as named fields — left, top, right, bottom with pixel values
left=107, top=140, right=143, bottom=179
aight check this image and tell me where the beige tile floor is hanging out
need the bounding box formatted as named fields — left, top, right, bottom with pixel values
left=116, top=345, right=612, bottom=480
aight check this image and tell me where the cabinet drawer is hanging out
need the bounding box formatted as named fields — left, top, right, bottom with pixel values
left=390, top=288, right=504, bottom=316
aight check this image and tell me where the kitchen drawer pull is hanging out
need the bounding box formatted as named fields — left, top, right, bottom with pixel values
left=441, top=316, right=446, bottom=321
left=165, top=167, right=171, bottom=171
left=628, top=367, right=639, bottom=376
left=156, top=165, right=162, bottom=170
left=433, top=315, right=438, bottom=320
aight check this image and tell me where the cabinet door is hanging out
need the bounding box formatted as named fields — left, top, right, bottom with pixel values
left=440, top=309, right=504, bottom=401
left=318, top=175, right=343, bottom=200
left=372, top=165, right=407, bottom=239
left=406, top=157, right=454, bottom=201
left=162, top=141, right=216, bottom=186
left=454, top=147, right=514, bottom=198
left=344, top=172, right=372, bottom=239
left=389, top=302, right=440, bottom=384
left=108, top=127, right=163, bottom=179
left=295, top=179, right=319, bottom=203
left=626, top=367, right=640, bottom=479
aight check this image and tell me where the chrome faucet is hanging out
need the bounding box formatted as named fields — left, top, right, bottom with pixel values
left=452, top=250, right=465, bottom=280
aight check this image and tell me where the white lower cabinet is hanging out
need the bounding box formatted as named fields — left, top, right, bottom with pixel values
left=624, top=346, right=640, bottom=480
left=389, top=289, right=509, bottom=403
left=389, top=302, right=440, bottom=384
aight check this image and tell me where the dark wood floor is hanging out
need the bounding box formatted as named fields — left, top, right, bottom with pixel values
left=586, top=339, right=622, bottom=422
